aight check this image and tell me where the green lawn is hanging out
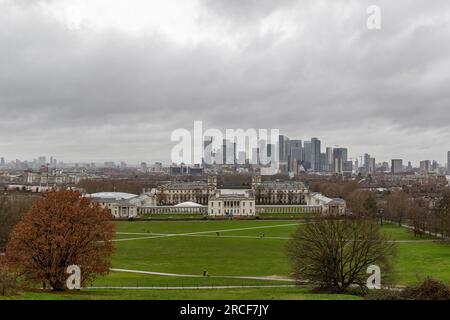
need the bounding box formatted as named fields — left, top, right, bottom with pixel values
left=3, top=220, right=450, bottom=300
left=2, top=287, right=361, bottom=300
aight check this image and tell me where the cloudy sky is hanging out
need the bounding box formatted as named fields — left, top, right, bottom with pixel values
left=1, top=0, right=450, bottom=165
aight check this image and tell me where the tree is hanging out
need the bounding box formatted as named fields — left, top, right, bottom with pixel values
left=0, top=256, right=18, bottom=296
left=0, top=195, right=36, bottom=252
left=286, top=218, right=396, bottom=290
left=346, top=190, right=378, bottom=217
left=385, top=191, right=410, bottom=226
left=6, top=190, right=115, bottom=291
left=408, top=199, right=428, bottom=238
left=434, top=191, right=450, bottom=238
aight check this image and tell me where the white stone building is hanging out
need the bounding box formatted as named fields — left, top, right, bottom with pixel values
left=89, top=192, right=139, bottom=219
left=208, top=189, right=256, bottom=216
left=305, top=192, right=347, bottom=215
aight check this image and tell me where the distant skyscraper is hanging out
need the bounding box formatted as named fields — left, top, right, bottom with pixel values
left=326, top=147, right=333, bottom=172
left=320, top=153, right=327, bottom=172
left=369, top=158, right=376, bottom=174
left=225, top=140, right=236, bottom=164
left=278, top=135, right=289, bottom=162
left=391, top=159, right=403, bottom=174
left=0, top=157, right=4, bottom=167
left=420, top=160, right=431, bottom=174
left=222, top=139, right=227, bottom=165
left=237, top=151, right=246, bottom=165
left=448, top=151, right=450, bottom=174
left=407, top=161, right=413, bottom=171
left=431, top=160, right=439, bottom=172
left=303, top=141, right=312, bottom=170
left=287, top=139, right=302, bottom=172
left=203, top=136, right=213, bottom=165
left=343, top=161, right=353, bottom=173
left=311, top=137, right=321, bottom=172
left=333, top=148, right=346, bottom=173
left=364, top=153, right=371, bottom=172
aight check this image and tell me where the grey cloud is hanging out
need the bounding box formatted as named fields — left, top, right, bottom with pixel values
left=1, top=0, right=450, bottom=163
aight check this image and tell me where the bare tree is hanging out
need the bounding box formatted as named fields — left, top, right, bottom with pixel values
left=346, top=190, right=378, bottom=217
left=385, top=191, right=410, bottom=226
left=434, top=191, right=450, bottom=238
left=287, top=218, right=396, bottom=290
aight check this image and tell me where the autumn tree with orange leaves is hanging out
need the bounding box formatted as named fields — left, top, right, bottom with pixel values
left=6, top=190, right=115, bottom=291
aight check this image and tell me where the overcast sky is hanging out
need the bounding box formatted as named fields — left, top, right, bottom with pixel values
left=1, top=0, right=450, bottom=165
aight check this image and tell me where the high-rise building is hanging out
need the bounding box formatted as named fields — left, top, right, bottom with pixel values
left=369, top=157, right=376, bottom=174
left=287, top=139, right=302, bottom=172
left=431, top=160, right=439, bottom=172
left=406, top=161, right=413, bottom=171
left=278, top=135, right=289, bottom=162
left=343, top=161, right=353, bottom=173
left=332, top=148, right=346, bottom=173
left=225, top=140, right=236, bottom=164
left=320, top=153, right=328, bottom=172
left=203, top=136, right=213, bottom=165
left=447, top=151, right=450, bottom=174
left=311, top=137, right=321, bottom=172
left=303, top=141, right=312, bottom=170
left=420, top=160, right=431, bottom=174
left=237, top=151, right=247, bottom=165
left=326, top=147, right=333, bottom=172
left=0, top=157, right=5, bottom=167
left=391, top=159, right=403, bottom=174
left=222, top=139, right=227, bottom=165
left=364, top=153, right=371, bottom=173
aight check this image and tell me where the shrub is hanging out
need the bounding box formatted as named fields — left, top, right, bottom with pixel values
left=401, top=278, right=450, bottom=300
left=364, top=289, right=403, bottom=300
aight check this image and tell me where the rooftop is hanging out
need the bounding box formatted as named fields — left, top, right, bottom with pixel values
left=89, top=192, right=138, bottom=201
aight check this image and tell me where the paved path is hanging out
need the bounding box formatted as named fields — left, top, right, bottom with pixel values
left=116, top=232, right=437, bottom=243
left=385, top=220, right=449, bottom=240
left=110, top=268, right=296, bottom=282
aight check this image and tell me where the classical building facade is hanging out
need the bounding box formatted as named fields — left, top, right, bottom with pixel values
left=90, top=175, right=346, bottom=218
left=251, top=175, right=308, bottom=205
left=208, top=189, right=255, bottom=216
left=155, top=176, right=217, bottom=205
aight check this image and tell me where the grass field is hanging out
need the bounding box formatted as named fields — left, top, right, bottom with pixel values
left=3, top=219, right=450, bottom=300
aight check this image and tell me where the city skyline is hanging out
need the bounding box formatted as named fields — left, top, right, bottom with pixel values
left=1, top=137, right=449, bottom=170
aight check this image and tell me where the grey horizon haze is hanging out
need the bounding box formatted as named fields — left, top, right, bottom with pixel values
left=1, top=0, right=449, bottom=165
